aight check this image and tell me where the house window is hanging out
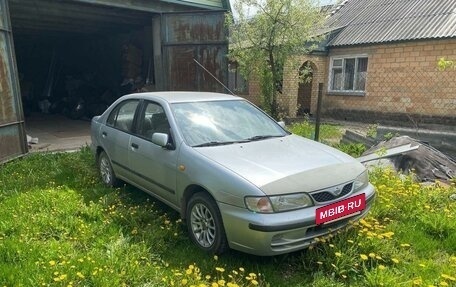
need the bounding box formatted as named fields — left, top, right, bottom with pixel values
left=329, top=56, right=368, bottom=93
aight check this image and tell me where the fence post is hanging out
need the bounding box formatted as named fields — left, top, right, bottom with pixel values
left=314, top=83, right=324, bottom=141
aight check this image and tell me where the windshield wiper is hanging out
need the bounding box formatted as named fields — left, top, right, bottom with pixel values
left=193, top=140, right=249, bottom=147
left=245, top=135, right=284, bottom=141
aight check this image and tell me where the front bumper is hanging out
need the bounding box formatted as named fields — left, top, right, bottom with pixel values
left=219, top=183, right=375, bottom=256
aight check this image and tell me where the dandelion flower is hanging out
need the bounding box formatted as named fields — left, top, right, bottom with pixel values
left=76, top=272, right=85, bottom=279
left=335, top=252, right=342, bottom=257
left=378, top=265, right=386, bottom=270
left=369, top=253, right=376, bottom=258
left=360, top=254, right=368, bottom=261
left=49, top=260, right=56, bottom=266
left=392, top=258, right=399, bottom=264
left=439, top=282, right=448, bottom=286
left=441, top=274, right=456, bottom=281
left=251, top=279, right=259, bottom=286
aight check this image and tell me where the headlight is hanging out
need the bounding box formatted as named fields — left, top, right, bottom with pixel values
left=245, top=193, right=313, bottom=213
left=353, top=170, right=369, bottom=191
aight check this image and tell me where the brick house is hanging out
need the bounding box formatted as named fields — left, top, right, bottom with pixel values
left=242, top=0, right=456, bottom=124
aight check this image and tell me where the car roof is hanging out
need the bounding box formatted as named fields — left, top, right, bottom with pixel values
left=125, top=91, right=243, bottom=103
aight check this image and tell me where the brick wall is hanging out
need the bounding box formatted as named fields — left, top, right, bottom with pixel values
left=322, top=39, right=456, bottom=124
left=242, top=38, right=456, bottom=124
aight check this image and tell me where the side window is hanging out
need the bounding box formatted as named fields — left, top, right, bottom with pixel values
left=138, top=102, right=170, bottom=139
left=106, top=100, right=139, bottom=132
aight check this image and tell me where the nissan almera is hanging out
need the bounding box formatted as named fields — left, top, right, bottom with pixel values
left=91, top=92, right=375, bottom=256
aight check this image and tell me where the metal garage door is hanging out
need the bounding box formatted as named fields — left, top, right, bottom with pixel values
left=162, top=11, right=228, bottom=93
left=0, top=0, right=27, bottom=163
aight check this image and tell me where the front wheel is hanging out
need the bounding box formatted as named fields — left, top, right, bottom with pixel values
left=186, top=193, right=228, bottom=254
left=98, top=151, right=121, bottom=187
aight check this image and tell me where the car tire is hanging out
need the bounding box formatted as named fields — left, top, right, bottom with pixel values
left=186, top=192, right=228, bottom=254
left=98, top=151, right=121, bottom=187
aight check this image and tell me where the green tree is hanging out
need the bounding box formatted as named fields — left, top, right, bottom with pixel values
left=227, top=0, right=324, bottom=119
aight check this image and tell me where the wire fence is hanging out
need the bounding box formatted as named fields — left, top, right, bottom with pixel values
left=323, top=67, right=456, bottom=127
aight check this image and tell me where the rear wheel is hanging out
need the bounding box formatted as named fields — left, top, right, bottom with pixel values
left=98, top=151, right=120, bottom=187
left=186, top=193, right=228, bottom=254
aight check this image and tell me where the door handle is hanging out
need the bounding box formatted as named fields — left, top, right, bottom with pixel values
left=131, top=143, right=139, bottom=149
left=101, top=131, right=107, bottom=138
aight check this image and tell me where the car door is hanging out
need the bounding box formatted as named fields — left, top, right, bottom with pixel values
left=99, top=99, right=140, bottom=179
left=128, top=101, right=178, bottom=207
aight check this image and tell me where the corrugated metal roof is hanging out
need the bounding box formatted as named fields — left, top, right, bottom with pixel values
left=325, top=0, right=456, bottom=46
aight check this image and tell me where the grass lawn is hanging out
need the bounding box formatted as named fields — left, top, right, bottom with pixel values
left=0, top=146, right=455, bottom=286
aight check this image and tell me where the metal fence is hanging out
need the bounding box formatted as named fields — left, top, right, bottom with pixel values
left=323, top=67, right=456, bottom=127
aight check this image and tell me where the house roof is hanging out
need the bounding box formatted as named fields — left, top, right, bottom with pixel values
left=325, top=0, right=456, bottom=47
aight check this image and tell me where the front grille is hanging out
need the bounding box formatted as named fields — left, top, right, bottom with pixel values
left=311, top=182, right=353, bottom=203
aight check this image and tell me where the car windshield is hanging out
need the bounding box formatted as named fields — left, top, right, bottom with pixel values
left=171, top=100, right=287, bottom=147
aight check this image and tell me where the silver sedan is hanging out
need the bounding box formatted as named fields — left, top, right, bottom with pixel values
left=91, top=92, right=375, bottom=256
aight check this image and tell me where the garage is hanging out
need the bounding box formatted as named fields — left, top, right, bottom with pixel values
left=0, top=0, right=229, bottom=162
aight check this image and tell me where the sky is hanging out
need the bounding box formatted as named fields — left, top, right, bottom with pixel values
left=230, top=0, right=338, bottom=19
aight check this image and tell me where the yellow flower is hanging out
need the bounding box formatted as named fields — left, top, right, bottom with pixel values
left=369, top=253, right=376, bottom=258
left=215, top=267, right=225, bottom=273
left=213, top=255, right=218, bottom=261
left=441, top=274, right=456, bottom=281
left=76, top=272, right=85, bottom=279
left=360, top=254, right=368, bottom=261
left=335, top=252, right=342, bottom=257
left=49, top=260, right=56, bottom=266
left=392, top=258, right=400, bottom=264
left=181, top=279, right=188, bottom=285
left=251, top=279, right=259, bottom=286
left=211, top=283, right=219, bottom=287
left=316, top=261, right=323, bottom=265
left=378, top=265, right=386, bottom=270
left=439, top=282, right=448, bottom=287
left=413, top=278, right=422, bottom=285
left=400, top=243, right=411, bottom=247
left=239, top=267, right=245, bottom=272
left=217, top=280, right=226, bottom=286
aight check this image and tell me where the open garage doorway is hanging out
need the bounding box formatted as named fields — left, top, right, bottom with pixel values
left=10, top=1, right=156, bottom=151
left=5, top=0, right=228, bottom=153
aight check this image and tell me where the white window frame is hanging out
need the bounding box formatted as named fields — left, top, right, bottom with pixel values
left=328, top=54, right=368, bottom=94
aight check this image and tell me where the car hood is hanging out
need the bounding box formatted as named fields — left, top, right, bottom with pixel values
left=195, top=135, right=366, bottom=195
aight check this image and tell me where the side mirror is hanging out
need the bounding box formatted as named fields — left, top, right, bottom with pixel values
left=151, top=133, right=169, bottom=147
left=278, top=121, right=286, bottom=129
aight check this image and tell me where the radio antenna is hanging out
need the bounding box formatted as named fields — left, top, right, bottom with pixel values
left=193, top=58, right=236, bottom=96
